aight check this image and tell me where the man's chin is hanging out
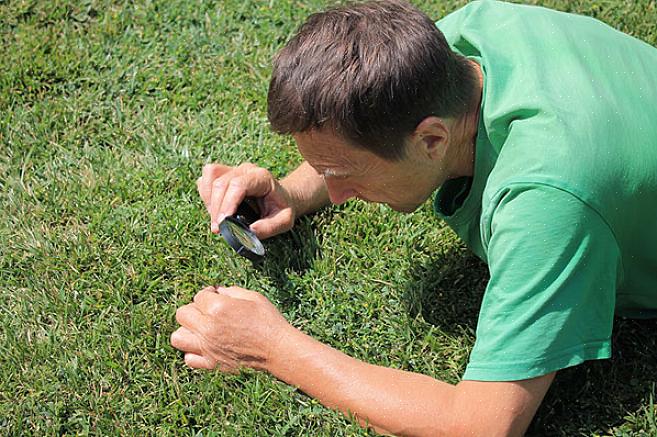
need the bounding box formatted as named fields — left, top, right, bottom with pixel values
left=360, top=197, right=421, bottom=213
left=388, top=202, right=420, bottom=213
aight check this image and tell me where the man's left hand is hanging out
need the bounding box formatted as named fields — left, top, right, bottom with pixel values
left=171, top=286, right=292, bottom=372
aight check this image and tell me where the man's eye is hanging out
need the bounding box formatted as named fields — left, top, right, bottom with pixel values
left=325, top=173, right=349, bottom=180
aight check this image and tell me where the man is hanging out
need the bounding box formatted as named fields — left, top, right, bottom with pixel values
left=170, top=0, right=657, bottom=435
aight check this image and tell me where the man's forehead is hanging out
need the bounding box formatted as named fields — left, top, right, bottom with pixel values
left=293, top=130, right=368, bottom=166
left=293, top=129, right=348, bottom=150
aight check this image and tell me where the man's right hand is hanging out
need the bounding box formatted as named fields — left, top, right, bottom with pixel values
left=197, top=163, right=296, bottom=240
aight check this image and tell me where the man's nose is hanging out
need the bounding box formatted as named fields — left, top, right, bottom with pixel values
left=325, top=179, right=357, bottom=205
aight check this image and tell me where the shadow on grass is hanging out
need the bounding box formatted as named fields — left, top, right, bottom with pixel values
left=255, top=216, right=321, bottom=306
left=404, top=245, right=657, bottom=436
left=403, top=245, right=488, bottom=336
left=529, top=318, right=657, bottom=436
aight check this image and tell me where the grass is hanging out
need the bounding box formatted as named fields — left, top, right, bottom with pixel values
left=1, top=0, right=656, bottom=435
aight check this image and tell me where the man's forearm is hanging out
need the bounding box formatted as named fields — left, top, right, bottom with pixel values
left=280, top=161, right=329, bottom=217
left=268, top=326, right=458, bottom=436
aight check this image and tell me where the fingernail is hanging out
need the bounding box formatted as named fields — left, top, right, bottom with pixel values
left=211, top=222, right=218, bottom=233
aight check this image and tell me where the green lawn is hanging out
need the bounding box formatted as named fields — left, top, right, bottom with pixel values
left=1, top=0, right=656, bottom=435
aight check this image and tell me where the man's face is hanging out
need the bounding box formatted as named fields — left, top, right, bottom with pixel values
left=294, top=130, right=441, bottom=212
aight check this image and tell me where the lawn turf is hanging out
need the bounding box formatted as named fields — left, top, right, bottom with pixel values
left=1, top=0, right=656, bottom=435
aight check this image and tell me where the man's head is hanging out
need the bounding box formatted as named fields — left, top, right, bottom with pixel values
left=268, top=0, right=481, bottom=211
left=267, top=0, right=478, bottom=161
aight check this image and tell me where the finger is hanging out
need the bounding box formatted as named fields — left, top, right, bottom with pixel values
left=193, top=287, right=226, bottom=314
left=197, top=177, right=212, bottom=213
left=199, top=285, right=217, bottom=294
left=199, top=164, right=233, bottom=210
left=170, top=327, right=203, bottom=355
left=208, top=163, right=259, bottom=232
left=184, top=353, right=216, bottom=370
left=176, top=304, right=212, bottom=332
left=221, top=168, right=274, bottom=218
left=209, top=173, right=233, bottom=233
left=250, top=207, right=294, bottom=239
left=216, top=177, right=247, bottom=224
left=202, top=163, right=232, bottom=181
left=215, top=286, right=262, bottom=303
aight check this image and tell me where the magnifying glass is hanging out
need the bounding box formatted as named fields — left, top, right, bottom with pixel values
left=219, top=198, right=266, bottom=262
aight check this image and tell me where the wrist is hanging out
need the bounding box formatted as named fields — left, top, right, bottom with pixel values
left=280, top=161, right=329, bottom=218
left=278, top=181, right=301, bottom=219
left=264, top=322, right=306, bottom=379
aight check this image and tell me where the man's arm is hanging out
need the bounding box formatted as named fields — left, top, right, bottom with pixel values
left=280, top=160, right=329, bottom=217
left=172, top=287, right=554, bottom=437
left=270, top=324, right=554, bottom=436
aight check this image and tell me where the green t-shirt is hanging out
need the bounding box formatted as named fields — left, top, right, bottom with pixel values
left=434, top=1, right=657, bottom=381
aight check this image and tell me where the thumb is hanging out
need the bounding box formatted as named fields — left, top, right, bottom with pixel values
left=250, top=208, right=294, bottom=239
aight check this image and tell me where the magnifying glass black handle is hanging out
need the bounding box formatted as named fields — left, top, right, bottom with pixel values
left=234, top=198, right=261, bottom=225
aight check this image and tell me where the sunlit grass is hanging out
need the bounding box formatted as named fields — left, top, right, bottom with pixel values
left=1, top=0, right=656, bottom=435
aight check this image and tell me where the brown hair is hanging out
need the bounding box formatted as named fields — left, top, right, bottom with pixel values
left=267, top=0, right=477, bottom=160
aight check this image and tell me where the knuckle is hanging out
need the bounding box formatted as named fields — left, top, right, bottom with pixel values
left=175, top=306, right=188, bottom=323
left=253, top=294, right=267, bottom=304
left=198, top=321, right=217, bottom=339
left=253, top=167, right=270, bottom=180
left=192, top=290, right=205, bottom=303
left=212, top=179, right=225, bottom=190
left=228, top=178, right=244, bottom=189
left=256, top=292, right=270, bottom=303
left=207, top=301, right=224, bottom=315
left=202, top=163, right=221, bottom=176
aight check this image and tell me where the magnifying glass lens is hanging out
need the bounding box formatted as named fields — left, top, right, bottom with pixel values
left=219, top=216, right=265, bottom=261
left=226, top=220, right=259, bottom=251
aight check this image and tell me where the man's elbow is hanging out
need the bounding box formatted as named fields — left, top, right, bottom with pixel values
left=446, top=414, right=528, bottom=437
left=441, top=396, right=533, bottom=436
left=366, top=406, right=527, bottom=437
left=385, top=415, right=524, bottom=437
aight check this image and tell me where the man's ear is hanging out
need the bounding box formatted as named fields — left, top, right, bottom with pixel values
left=410, top=116, right=450, bottom=160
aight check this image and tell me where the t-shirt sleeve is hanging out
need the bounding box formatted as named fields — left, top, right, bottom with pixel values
left=463, top=184, right=622, bottom=381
